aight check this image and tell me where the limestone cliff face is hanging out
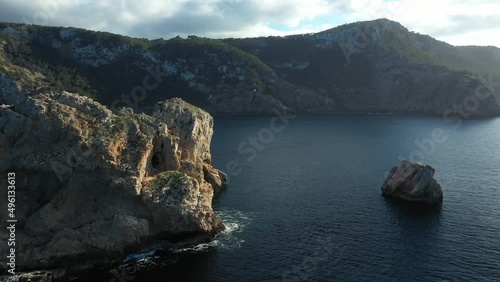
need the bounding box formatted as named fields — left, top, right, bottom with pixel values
left=0, top=91, right=226, bottom=276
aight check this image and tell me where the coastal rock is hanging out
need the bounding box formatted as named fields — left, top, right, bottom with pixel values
left=152, top=98, right=227, bottom=192
left=1, top=271, right=52, bottom=282
left=381, top=160, right=443, bottom=205
left=0, top=92, right=226, bottom=275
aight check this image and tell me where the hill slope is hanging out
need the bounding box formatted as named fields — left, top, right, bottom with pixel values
left=1, top=19, right=499, bottom=116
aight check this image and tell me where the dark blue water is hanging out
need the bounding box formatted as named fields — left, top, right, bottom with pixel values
left=130, top=115, right=500, bottom=281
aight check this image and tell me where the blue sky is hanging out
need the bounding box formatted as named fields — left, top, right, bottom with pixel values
left=0, top=0, right=499, bottom=47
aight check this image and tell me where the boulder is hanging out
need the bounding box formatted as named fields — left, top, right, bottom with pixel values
left=381, top=160, right=443, bottom=205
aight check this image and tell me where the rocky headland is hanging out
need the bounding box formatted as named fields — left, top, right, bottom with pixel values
left=0, top=16, right=498, bottom=280
left=0, top=91, right=226, bottom=279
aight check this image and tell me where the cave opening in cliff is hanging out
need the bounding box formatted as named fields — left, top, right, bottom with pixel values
left=152, top=154, right=160, bottom=168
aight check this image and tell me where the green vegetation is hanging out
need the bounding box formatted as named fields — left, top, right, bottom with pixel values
left=114, top=113, right=139, bottom=131
left=318, top=18, right=403, bottom=34
left=128, top=134, right=148, bottom=151
left=0, top=33, right=97, bottom=97
left=0, top=22, right=152, bottom=49
left=381, top=28, right=435, bottom=64
left=1, top=19, right=499, bottom=112
left=0, top=22, right=276, bottom=108
left=151, top=35, right=272, bottom=91
left=157, top=35, right=271, bottom=72
left=168, top=171, right=189, bottom=186
left=144, top=171, right=189, bottom=194
left=96, top=113, right=144, bottom=146
left=314, top=18, right=500, bottom=81
left=163, top=98, right=203, bottom=114
left=379, top=24, right=500, bottom=79
left=70, top=28, right=151, bottom=49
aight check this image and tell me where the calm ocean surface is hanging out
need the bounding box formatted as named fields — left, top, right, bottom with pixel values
left=92, top=115, right=500, bottom=281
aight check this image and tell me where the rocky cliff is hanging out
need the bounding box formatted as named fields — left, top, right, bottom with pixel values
left=0, top=90, right=226, bottom=278
left=1, top=19, right=499, bottom=116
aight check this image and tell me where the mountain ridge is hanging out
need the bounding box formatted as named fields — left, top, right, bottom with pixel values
left=1, top=18, right=499, bottom=116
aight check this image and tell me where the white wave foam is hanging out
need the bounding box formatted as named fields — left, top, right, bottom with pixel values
left=122, top=248, right=159, bottom=263
left=122, top=209, right=252, bottom=261
left=222, top=222, right=240, bottom=233
left=211, top=209, right=252, bottom=250
left=177, top=209, right=252, bottom=252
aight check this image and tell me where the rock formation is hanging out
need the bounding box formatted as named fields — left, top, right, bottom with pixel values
left=381, top=160, right=443, bottom=205
left=0, top=92, right=226, bottom=279
left=1, top=271, right=52, bottom=282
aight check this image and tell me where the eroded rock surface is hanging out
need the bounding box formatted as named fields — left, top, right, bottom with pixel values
left=0, top=92, right=226, bottom=276
left=381, top=160, right=443, bottom=205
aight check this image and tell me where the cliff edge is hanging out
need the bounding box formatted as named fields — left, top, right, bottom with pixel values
left=0, top=91, right=226, bottom=278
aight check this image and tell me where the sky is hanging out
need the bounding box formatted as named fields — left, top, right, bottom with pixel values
left=0, top=0, right=499, bottom=47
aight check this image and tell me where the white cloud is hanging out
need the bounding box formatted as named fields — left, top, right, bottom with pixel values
left=331, top=0, right=500, bottom=47
left=0, top=0, right=498, bottom=47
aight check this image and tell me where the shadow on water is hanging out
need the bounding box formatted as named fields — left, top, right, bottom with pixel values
left=380, top=195, right=443, bottom=279
left=73, top=248, right=217, bottom=282
left=131, top=250, right=216, bottom=282
left=382, top=196, right=442, bottom=219
left=212, top=188, right=227, bottom=208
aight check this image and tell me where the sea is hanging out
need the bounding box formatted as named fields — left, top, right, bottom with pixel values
left=81, top=114, right=500, bottom=282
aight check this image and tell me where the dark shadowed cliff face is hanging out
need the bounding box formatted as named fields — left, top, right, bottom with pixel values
left=226, top=19, right=500, bottom=115
left=0, top=19, right=499, bottom=116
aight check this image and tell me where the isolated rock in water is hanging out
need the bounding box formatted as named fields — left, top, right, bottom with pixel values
left=381, top=160, right=443, bottom=205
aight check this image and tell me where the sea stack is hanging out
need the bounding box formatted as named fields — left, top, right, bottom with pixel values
left=381, top=160, right=443, bottom=205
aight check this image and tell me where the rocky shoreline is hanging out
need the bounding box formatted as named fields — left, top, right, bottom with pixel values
left=0, top=92, right=226, bottom=280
